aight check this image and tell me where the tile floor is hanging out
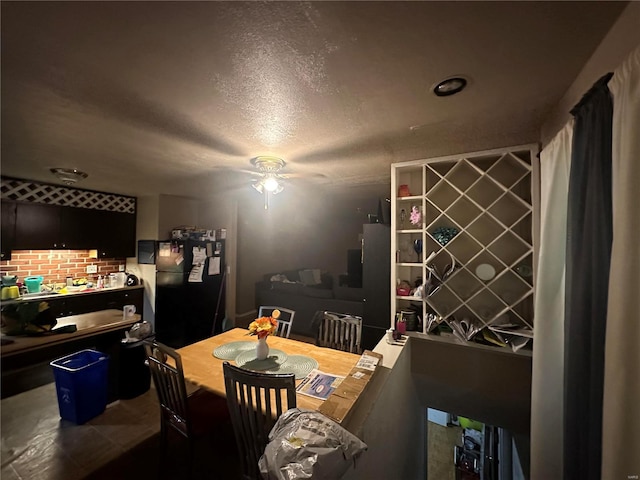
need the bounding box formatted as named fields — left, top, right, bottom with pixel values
left=1, top=382, right=242, bottom=480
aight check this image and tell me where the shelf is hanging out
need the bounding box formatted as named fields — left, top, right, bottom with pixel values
left=392, top=145, right=537, bottom=351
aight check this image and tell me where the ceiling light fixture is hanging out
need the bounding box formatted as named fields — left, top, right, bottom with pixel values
left=433, top=77, right=467, bottom=97
left=250, top=156, right=286, bottom=209
left=50, top=168, right=88, bottom=185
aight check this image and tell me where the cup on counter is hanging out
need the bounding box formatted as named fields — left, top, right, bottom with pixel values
left=123, top=304, right=136, bottom=320
left=1, top=286, right=20, bottom=300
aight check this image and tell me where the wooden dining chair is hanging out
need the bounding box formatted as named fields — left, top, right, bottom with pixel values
left=144, top=340, right=229, bottom=476
left=222, top=361, right=297, bottom=480
left=315, top=311, right=363, bottom=354
left=257, top=305, right=295, bottom=339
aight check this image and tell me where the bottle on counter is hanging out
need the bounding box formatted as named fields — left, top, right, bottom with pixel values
left=97, top=275, right=104, bottom=289
left=66, top=276, right=73, bottom=287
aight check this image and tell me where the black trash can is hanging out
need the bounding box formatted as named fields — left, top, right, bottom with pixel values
left=118, top=337, right=152, bottom=399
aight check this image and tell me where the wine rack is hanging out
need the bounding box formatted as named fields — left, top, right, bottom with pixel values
left=391, top=145, right=539, bottom=353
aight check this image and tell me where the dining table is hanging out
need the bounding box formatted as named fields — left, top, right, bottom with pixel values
left=177, top=328, right=362, bottom=412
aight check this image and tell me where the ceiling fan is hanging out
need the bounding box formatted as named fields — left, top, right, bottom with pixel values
left=249, top=156, right=289, bottom=209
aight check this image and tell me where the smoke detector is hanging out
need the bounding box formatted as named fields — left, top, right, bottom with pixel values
left=50, top=168, right=88, bottom=185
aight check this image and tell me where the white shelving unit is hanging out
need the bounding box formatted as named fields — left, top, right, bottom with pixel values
left=391, top=144, right=539, bottom=353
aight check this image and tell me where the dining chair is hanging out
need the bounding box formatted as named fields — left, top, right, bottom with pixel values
left=257, top=305, right=295, bottom=339
left=315, top=311, right=363, bottom=354
left=222, top=361, right=297, bottom=480
left=144, top=340, right=230, bottom=476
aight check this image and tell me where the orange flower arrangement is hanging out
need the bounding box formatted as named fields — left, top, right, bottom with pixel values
left=248, top=309, right=280, bottom=339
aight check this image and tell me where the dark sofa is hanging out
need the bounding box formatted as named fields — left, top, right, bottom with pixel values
left=254, top=269, right=364, bottom=338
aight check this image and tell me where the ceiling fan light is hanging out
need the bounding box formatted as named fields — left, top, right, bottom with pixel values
left=263, top=176, right=280, bottom=193
left=252, top=180, right=265, bottom=194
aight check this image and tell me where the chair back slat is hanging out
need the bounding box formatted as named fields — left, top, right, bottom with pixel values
left=223, top=362, right=296, bottom=480
left=315, top=311, right=363, bottom=354
left=144, top=341, right=191, bottom=437
left=257, top=306, right=295, bottom=339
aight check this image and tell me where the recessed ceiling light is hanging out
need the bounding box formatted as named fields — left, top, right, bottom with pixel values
left=433, top=77, right=467, bottom=97
left=50, top=168, right=88, bottom=185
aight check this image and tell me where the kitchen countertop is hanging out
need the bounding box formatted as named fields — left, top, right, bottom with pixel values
left=0, top=284, right=144, bottom=307
left=1, top=309, right=141, bottom=358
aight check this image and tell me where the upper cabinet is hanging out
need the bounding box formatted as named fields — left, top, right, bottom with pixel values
left=1, top=177, right=136, bottom=257
left=391, top=145, right=539, bottom=354
left=1, top=201, right=17, bottom=260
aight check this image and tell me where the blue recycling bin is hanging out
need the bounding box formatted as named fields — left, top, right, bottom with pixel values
left=50, top=349, right=109, bottom=424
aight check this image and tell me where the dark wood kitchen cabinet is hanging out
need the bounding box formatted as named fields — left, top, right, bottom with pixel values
left=22, top=286, right=145, bottom=318
left=14, top=202, right=63, bottom=250
left=11, top=202, right=136, bottom=256
left=93, top=210, right=137, bottom=258
left=1, top=201, right=17, bottom=260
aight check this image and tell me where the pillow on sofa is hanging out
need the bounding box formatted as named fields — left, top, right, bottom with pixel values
left=299, top=269, right=322, bottom=286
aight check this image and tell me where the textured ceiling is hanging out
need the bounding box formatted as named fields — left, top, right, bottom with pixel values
left=0, top=1, right=627, bottom=198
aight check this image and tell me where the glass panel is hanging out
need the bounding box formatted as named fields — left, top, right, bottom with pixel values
left=487, top=192, right=529, bottom=227
left=446, top=268, right=484, bottom=301
left=466, top=176, right=504, bottom=209
left=466, top=213, right=502, bottom=246
left=489, top=270, right=531, bottom=306
left=429, top=180, right=459, bottom=211
left=486, top=153, right=529, bottom=189
left=512, top=213, right=532, bottom=245
left=445, top=160, right=480, bottom=192
left=488, top=231, right=530, bottom=266
left=446, top=197, right=482, bottom=227
left=444, top=232, right=483, bottom=264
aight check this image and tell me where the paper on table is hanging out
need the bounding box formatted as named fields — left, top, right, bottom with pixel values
left=296, top=369, right=344, bottom=400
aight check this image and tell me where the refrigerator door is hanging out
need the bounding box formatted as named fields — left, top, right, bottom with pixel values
left=362, top=325, right=386, bottom=351
left=156, top=240, right=187, bottom=273
left=156, top=271, right=185, bottom=287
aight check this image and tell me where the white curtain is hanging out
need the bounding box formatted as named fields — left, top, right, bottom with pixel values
left=530, top=121, right=572, bottom=480
left=602, top=45, right=640, bottom=480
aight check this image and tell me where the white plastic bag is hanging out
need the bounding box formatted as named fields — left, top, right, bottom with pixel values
left=259, top=408, right=367, bottom=480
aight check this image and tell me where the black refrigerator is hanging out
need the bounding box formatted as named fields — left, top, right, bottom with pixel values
left=362, top=223, right=391, bottom=350
left=155, top=239, right=226, bottom=348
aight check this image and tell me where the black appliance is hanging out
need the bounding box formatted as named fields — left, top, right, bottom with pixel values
left=155, top=239, right=226, bottom=348
left=361, top=223, right=391, bottom=350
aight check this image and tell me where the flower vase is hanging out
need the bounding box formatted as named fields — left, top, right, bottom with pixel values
left=256, top=336, right=269, bottom=360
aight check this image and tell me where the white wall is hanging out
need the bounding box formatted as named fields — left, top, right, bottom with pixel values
left=541, top=2, right=640, bottom=145
left=533, top=4, right=640, bottom=479
left=126, top=195, right=160, bottom=328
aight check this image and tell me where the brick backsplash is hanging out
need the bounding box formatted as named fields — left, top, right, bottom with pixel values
left=1, top=250, right=126, bottom=284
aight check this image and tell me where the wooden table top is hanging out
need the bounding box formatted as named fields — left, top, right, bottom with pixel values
left=177, top=328, right=361, bottom=412
left=1, top=310, right=141, bottom=357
